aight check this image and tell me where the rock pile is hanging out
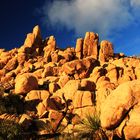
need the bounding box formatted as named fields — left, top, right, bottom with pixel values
left=0, top=25, right=140, bottom=139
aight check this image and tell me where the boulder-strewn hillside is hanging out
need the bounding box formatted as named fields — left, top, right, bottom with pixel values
left=0, top=25, right=140, bottom=139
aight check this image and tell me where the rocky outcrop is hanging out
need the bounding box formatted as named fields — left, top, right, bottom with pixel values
left=1, top=25, right=140, bottom=139
left=83, top=32, right=99, bottom=59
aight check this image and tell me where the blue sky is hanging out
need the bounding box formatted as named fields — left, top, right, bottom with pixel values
left=0, top=0, right=140, bottom=56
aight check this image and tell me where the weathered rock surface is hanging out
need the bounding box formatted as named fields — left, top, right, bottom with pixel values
left=1, top=25, right=140, bottom=139
left=100, top=80, right=140, bottom=139
left=15, top=73, right=38, bottom=94
left=99, top=40, right=114, bottom=62
left=83, top=32, right=99, bottom=59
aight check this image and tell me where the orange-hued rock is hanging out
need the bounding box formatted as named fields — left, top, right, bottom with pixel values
left=42, top=64, right=59, bottom=78
left=24, top=33, right=35, bottom=47
left=24, top=25, right=42, bottom=49
left=33, top=69, right=43, bottom=79
left=2, top=25, right=140, bottom=137
left=90, top=66, right=106, bottom=83
left=75, top=38, right=83, bottom=59
left=58, top=75, right=71, bottom=88
left=96, top=76, right=115, bottom=90
left=0, top=69, right=6, bottom=79
left=46, top=96, right=64, bottom=110
left=49, top=82, right=59, bottom=93
left=73, top=106, right=95, bottom=118
left=56, top=80, right=81, bottom=101
left=33, top=25, right=42, bottom=41
left=0, top=60, right=7, bottom=69
left=123, top=104, right=140, bottom=140
left=106, top=64, right=118, bottom=84
left=135, top=66, right=140, bottom=79
left=25, top=90, right=50, bottom=101
left=19, top=114, right=32, bottom=130
left=100, top=80, right=140, bottom=140
left=15, top=73, right=38, bottom=94
left=4, top=57, right=18, bottom=72
left=36, top=102, right=47, bottom=117
left=124, top=66, right=136, bottom=80
left=100, top=81, right=135, bottom=129
left=48, top=110, right=64, bottom=132
left=83, top=32, right=98, bottom=59
left=36, top=96, right=64, bottom=117
left=99, top=40, right=114, bottom=62
left=0, top=49, right=5, bottom=55
left=43, top=36, right=56, bottom=61
left=61, top=57, right=99, bottom=79
left=51, top=51, right=59, bottom=63
left=73, top=90, right=94, bottom=108
left=17, top=53, right=27, bottom=64
left=80, top=79, right=96, bottom=91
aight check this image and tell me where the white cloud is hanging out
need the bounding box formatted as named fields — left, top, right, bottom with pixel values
left=41, top=0, right=140, bottom=38
left=130, top=0, right=140, bottom=19
left=131, top=0, right=140, bottom=7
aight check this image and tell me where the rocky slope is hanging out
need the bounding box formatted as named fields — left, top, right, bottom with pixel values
left=0, top=25, right=140, bottom=139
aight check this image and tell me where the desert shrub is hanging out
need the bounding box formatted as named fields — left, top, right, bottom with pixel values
left=0, top=120, right=23, bottom=140
left=0, top=94, right=24, bottom=115
left=75, top=114, right=107, bottom=140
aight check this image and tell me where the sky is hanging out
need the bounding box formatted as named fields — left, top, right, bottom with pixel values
left=0, top=0, right=140, bottom=56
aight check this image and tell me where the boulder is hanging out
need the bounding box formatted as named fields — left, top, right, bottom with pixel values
left=0, top=60, right=6, bottom=69
left=24, top=25, right=42, bottom=49
left=100, top=80, right=140, bottom=139
left=135, top=66, right=140, bottom=79
left=15, top=73, right=38, bottom=94
left=33, top=69, right=44, bottom=79
left=90, top=66, right=106, bottom=83
left=24, top=33, right=35, bottom=47
left=36, top=96, right=64, bottom=117
left=75, top=38, right=84, bottom=59
left=25, top=90, right=50, bottom=101
left=106, top=64, right=118, bottom=84
left=123, top=104, right=140, bottom=140
left=56, top=80, right=81, bottom=100
left=51, top=51, right=60, bottom=63
left=49, top=82, right=60, bottom=93
left=83, top=32, right=99, bottom=59
left=43, top=36, right=56, bottom=61
left=58, top=75, right=71, bottom=88
left=73, top=90, right=94, bottom=108
left=99, top=40, right=114, bottom=62
left=4, top=57, right=18, bottom=71
left=80, top=79, right=96, bottom=91
left=48, top=110, right=64, bottom=132
left=61, top=57, right=99, bottom=79
left=17, top=53, right=27, bottom=65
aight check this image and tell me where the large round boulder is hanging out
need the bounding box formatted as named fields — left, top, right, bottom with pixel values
left=15, top=73, right=38, bottom=94
left=100, top=80, right=140, bottom=139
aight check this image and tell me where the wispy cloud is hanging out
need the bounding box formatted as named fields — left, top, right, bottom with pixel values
left=131, top=0, right=140, bottom=7
left=41, top=0, right=140, bottom=38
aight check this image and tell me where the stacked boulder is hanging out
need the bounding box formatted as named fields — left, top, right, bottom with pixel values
left=0, top=25, right=140, bottom=139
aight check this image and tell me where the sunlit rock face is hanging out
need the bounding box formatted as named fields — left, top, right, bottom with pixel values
left=0, top=25, right=140, bottom=139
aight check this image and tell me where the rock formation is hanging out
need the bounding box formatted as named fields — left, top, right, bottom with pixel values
left=0, top=25, right=140, bottom=139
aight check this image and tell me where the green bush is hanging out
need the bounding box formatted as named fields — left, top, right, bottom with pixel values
left=0, top=94, right=24, bottom=115
left=0, top=120, right=23, bottom=140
